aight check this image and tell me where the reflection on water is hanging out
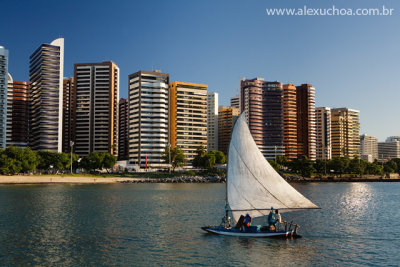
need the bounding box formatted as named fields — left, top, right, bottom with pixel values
left=0, top=183, right=399, bottom=266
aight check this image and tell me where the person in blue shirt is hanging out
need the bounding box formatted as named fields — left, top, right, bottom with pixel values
left=267, top=207, right=276, bottom=230
left=243, top=213, right=252, bottom=231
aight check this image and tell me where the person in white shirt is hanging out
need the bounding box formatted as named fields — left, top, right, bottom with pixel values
left=275, top=209, right=282, bottom=230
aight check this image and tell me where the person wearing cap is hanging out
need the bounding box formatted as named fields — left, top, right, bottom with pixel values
left=267, top=207, right=276, bottom=229
left=243, top=213, right=252, bottom=231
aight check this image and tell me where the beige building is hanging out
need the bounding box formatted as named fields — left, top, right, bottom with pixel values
left=169, top=81, right=208, bottom=162
left=360, top=134, right=378, bottom=161
left=218, top=106, right=239, bottom=155
left=331, top=108, right=360, bottom=158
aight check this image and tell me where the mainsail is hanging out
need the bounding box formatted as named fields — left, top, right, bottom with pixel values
left=227, top=113, right=319, bottom=222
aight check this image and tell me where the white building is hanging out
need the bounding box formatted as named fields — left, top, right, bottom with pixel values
left=128, top=70, right=169, bottom=168
left=207, top=92, right=218, bottom=151
left=378, top=140, right=400, bottom=160
left=360, top=134, right=378, bottom=161
left=315, top=107, right=332, bottom=160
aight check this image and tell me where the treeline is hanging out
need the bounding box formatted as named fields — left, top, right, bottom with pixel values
left=161, top=145, right=226, bottom=172
left=269, top=155, right=400, bottom=177
left=0, top=146, right=116, bottom=175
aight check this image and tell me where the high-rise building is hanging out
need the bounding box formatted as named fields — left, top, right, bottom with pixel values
left=6, top=73, right=29, bottom=147
left=74, top=61, right=119, bottom=157
left=169, top=81, right=208, bottom=162
left=218, top=105, right=239, bottom=155
left=378, top=140, right=400, bottom=160
left=331, top=108, right=360, bottom=158
left=360, top=134, right=378, bottom=161
left=128, top=70, right=169, bottom=168
left=0, top=46, right=9, bottom=148
left=207, top=92, right=218, bottom=152
left=296, top=84, right=316, bottom=161
left=62, top=77, right=75, bottom=153
left=118, top=98, right=129, bottom=160
left=316, top=107, right=332, bottom=160
left=29, top=38, right=64, bottom=152
left=230, top=94, right=239, bottom=109
left=282, top=84, right=297, bottom=160
left=240, top=78, right=284, bottom=159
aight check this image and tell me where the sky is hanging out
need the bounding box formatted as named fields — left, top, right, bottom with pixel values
left=1, top=0, right=399, bottom=141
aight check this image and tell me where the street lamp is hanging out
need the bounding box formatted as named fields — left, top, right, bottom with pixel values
left=70, top=141, right=74, bottom=174
left=274, top=146, right=277, bottom=162
left=168, top=144, right=171, bottom=173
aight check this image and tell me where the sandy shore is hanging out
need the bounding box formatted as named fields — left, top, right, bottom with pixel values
left=0, top=175, right=140, bottom=184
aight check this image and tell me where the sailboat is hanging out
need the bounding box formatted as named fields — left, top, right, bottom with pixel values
left=202, top=113, right=319, bottom=238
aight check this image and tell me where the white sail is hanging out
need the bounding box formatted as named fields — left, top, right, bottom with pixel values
left=227, top=113, right=319, bottom=222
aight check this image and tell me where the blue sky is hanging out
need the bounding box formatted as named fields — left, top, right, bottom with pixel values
left=1, top=0, right=399, bottom=141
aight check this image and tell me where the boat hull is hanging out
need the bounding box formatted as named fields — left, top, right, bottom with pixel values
left=201, top=226, right=301, bottom=238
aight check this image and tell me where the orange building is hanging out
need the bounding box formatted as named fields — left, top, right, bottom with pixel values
left=169, top=81, right=208, bottom=162
left=282, top=84, right=298, bottom=159
left=218, top=106, right=239, bottom=155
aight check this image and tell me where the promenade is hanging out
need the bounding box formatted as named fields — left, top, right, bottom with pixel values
left=0, top=176, right=138, bottom=184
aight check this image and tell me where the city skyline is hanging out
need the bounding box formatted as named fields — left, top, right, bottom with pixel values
left=1, top=0, right=399, bottom=141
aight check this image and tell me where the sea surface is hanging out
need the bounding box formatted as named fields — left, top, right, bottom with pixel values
left=0, top=182, right=399, bottom=266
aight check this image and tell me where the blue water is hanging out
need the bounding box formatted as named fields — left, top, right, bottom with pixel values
left=0, top=183, right=399, bottom=266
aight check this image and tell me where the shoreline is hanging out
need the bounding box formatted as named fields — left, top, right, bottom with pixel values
left=0, top=175, right=399, bottom=184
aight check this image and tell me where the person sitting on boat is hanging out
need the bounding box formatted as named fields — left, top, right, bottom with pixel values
left=274, top=209, right=282, bottom=230
left=267, top=208, right=276, bottom=229
left=243, top=213, right=252, bottom=231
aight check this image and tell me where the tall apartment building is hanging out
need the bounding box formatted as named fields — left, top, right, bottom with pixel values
left=230, top=94, right=239, bottom=109
left=331, top=108, right=360, bottom=158
left=0, top=46, right=9, bottom=148
left=62, top=77, right=75, bottom=153
left=74, top=61, right=119, bottom=157
left=6, top=73, right=29, bottom=147
left=240, top=78, right=284, bottom=159
left=169, top=81, right=208, bottom=162
left=282, top=84, right=297, bottom=159
left=207, top=92, right=218, bottom=151
left=296, top=84, right=316, bottom=161
left=360, top=134, right=378, bottom=161
left=316, top=107, right=332, bottom=160
left=118, top=98, right=129, bottom=160
left=128, top=71, right=169, bottom=168
left=29, top=38, right=64, bottom=152
left=218, top=106, right=239, bottom=155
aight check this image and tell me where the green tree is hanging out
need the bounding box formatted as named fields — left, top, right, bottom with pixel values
left=314, top=159, right=327, bottom=174
left=0, top=154, right=22, bottom=175
left=192, top=145, right=207, bottom=168
left=162, top=145, right=186, bottom=171
left=80, top=152, right=105, bottom=172
left=291, top=156, right=315, bottom=177
left=212, top=150, right=226, bottom=165
left=329, top=157, right=350, bottom=177
left=268, top=159, right=280, bottom=172
left=103, top=153, right=117, bottom=172
left=170, top=147, right=186, bottom=171
left=383, top=160, right=397, bottom=174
